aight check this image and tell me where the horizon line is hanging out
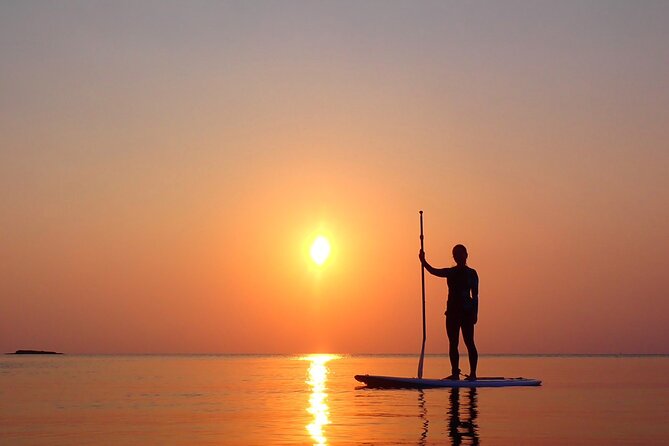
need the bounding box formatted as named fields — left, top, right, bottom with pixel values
left=6, top=352, right=669, bottom=357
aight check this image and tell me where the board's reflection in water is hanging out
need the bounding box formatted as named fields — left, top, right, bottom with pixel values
left=303, top=354, right=338, bottom=445
left=418, top=388, right=480, bottom=446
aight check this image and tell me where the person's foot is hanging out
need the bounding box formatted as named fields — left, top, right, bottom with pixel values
left=465, top=374, right=477, bottom=381
left=443, top=372, right=460, bottom=380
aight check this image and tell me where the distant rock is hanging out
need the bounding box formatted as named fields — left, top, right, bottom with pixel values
left=8, top=350, right=63, bottom=355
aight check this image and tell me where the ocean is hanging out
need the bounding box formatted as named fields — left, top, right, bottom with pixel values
left=1, top=354, right=668, bottom=445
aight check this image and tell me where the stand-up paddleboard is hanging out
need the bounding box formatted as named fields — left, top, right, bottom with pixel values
left=355, top=374, right=541, bottom=389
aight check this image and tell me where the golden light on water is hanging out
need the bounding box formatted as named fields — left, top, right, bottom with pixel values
left=302, top=354, right=339, bottom=445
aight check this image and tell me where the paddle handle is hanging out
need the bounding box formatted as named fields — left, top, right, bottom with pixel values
left=417, top=211, right=426, bottom=379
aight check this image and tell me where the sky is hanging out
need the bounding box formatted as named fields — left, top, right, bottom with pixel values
left=1, top=1, right=668, bottom=354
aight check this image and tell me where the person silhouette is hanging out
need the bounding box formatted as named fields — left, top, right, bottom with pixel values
left=419, top=244, right=478, bottom=380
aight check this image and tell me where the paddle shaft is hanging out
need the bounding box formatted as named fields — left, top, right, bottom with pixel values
left=417, top=211, right=426, bottom=378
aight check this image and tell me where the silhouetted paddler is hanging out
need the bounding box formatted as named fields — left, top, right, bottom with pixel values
left=419, top=244, right=478, bottom=380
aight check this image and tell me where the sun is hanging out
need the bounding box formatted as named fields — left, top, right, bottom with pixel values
left=310, top=236, right=331, bottom=266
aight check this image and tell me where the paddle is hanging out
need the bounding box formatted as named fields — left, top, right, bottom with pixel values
left=417, top=211, right=427, bottom=378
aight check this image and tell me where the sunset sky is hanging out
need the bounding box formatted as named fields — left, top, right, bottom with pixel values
left=1, top=1, right=668, bottom=354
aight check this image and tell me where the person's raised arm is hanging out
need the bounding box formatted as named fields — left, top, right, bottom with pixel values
left=418, top=250, right=450, bottom=278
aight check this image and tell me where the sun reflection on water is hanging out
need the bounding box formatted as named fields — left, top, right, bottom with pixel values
left=301, top=354, right=339, bottom=445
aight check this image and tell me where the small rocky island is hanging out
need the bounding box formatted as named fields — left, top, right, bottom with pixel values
left=7, top=350, right=63, bottom=355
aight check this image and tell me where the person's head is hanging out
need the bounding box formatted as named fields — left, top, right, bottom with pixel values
left=452, top=244, right=468, bottom=266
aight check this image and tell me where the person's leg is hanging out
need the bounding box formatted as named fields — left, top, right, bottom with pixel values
left=461, top=318, right=478, bottom=379
left=446, top=314, right=461, bottom=378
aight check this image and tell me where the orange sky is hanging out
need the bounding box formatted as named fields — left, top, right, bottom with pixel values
left=1, top=2, right=668, bottom=354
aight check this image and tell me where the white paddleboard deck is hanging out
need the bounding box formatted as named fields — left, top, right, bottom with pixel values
left=355, top=374, right=541, bottom=388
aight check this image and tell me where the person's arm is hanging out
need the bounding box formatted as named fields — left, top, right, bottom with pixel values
left=418, top=250, right=450, bottom=278
left=472, top=270, right=479, bottom=324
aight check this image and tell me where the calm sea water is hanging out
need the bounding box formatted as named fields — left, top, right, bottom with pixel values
left=1, top=354, right=668, bottom=445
